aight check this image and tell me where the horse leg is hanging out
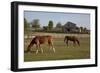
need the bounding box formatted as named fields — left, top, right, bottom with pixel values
left=73, top=41, right=76, bottom=47
left=36, top=45, right=39, bottom=54
left=48, top=44, right=52, bottom=53
left=52, top=43, right=55, bottom=53
left=35, top=40, right=40, bottom=54
left=39, top=44, right=43, bottom=53
left=64, top=37, right=66, bottom=42
left=76, top=40, right=80, bottom=46
left=66, top=40, right=68, bottom=46
left=53, top=47, right=55, bottom=53
left=48, top=41, right=55, bottom=53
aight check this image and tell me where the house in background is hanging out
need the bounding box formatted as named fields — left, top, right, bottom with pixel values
left=63, top=21, right=80, bottom=33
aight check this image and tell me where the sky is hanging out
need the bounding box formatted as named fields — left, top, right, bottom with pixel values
left=24, top=11, right=90, bottom=29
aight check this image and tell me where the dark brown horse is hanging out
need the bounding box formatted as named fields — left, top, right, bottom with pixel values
left=26, top=35, right=55, bottom=54
left=64, top=36, right=80, bottom=46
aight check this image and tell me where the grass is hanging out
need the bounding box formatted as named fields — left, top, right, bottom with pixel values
left=24, top=35, right=90, bottom=62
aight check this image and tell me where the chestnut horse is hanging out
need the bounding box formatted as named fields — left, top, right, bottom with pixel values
left=64, top=36, right=80, bottom=46
left=26, top=35, right=55, bottom=54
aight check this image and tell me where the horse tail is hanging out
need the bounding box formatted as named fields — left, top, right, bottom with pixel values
left=76, top=39, right=80, bottom=46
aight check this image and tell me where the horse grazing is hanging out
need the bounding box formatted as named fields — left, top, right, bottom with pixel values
left=25, top=35, right=55, bottom=54
left=64, top=36, right=80, bottom=46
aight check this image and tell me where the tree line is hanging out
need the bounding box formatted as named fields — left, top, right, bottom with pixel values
left=24, top=18, right=90, bottom=34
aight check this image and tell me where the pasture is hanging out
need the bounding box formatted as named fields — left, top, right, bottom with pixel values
left=24, top=33, right=90, bottom=62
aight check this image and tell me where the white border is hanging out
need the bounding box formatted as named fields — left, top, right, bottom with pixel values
left=18, top=5, right=96, bottom=68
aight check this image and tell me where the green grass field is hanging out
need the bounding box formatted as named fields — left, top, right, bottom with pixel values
left=24, top=34, right=90, bottom=62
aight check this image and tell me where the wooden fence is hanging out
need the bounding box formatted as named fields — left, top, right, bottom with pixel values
left=24, top=32, right=90, bottom=39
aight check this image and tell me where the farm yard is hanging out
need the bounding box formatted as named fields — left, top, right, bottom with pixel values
left=24, top=32, right=90, bottom=62
left=24, top=11, right=90, bottom=62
